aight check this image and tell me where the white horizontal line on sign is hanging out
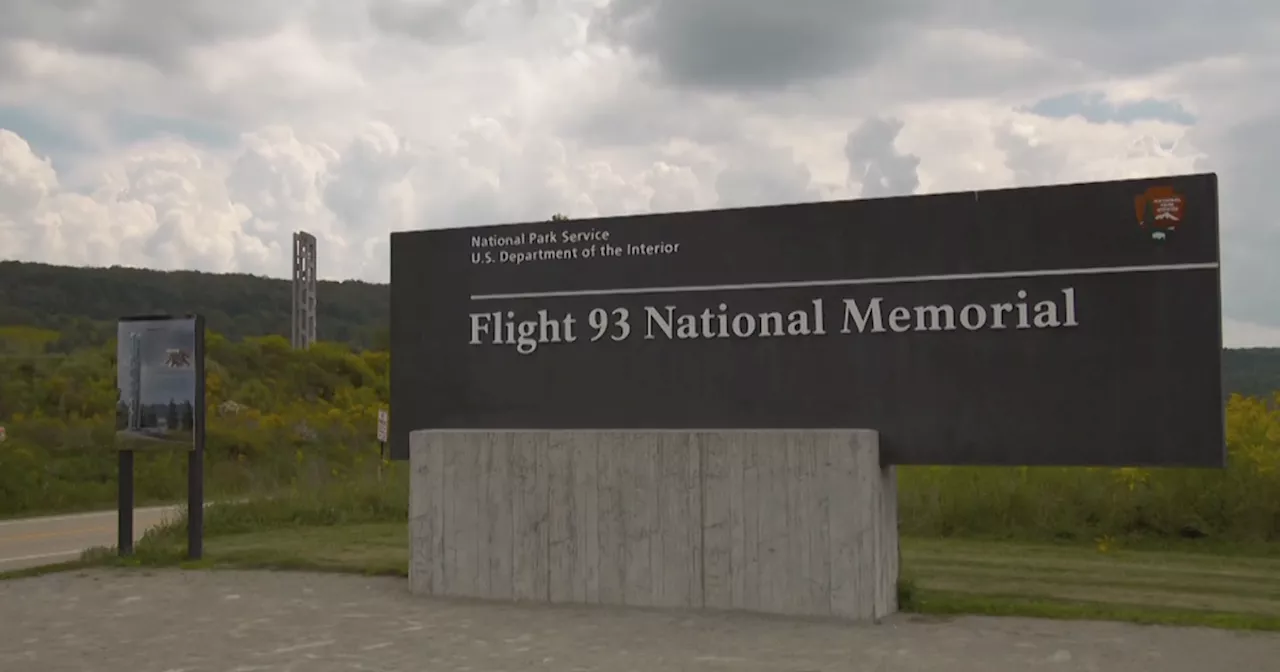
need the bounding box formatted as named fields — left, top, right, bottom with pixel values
left=469, top=262, right=1220, bottom=302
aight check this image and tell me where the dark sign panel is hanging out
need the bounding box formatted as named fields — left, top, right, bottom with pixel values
left=116, top=315, right=205, bottom=450
left=390, top=174, right=1224, bottom=467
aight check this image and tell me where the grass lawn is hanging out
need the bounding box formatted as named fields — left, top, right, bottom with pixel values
left=901, top=537, right=1280, bottom=630
left=98, top=523, right=1280, bottom=632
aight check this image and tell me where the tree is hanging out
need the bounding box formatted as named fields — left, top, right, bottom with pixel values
left=179, top=401, right=195, bottom=432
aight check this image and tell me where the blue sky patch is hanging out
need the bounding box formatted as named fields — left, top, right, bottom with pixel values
left=0, top=106, right=90, bottom=171
left=107, top=111, right=235, bottom=147
left=0, top=106, right=236, bottom=176
left=1027, top=91, right=1197, bottom=125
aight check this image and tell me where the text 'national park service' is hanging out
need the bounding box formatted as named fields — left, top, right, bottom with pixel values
left=471, top=227, right=681, bottom=266
left=469, top=288, right=1079, bottom=355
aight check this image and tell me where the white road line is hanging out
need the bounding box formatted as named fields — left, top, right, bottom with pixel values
left=470, top=262, right=1220, bottom=302
left=0, top=506, right=180, bottom=527
left=0, top=550, right=82, bottom=564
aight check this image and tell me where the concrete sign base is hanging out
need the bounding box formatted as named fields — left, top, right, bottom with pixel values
left=408, top=429, right=899, bottom=621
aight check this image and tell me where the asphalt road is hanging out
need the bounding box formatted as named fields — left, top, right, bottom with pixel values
left=0, top=506, right=180, bottom=571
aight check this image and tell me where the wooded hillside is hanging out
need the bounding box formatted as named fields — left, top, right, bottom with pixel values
left=1222, top=348, right=1280, bottom=399
left=0, top=261, right=389, bottom=349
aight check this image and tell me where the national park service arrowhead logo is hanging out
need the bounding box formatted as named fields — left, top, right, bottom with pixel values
left=1134, top=186, right=1185, bottom=242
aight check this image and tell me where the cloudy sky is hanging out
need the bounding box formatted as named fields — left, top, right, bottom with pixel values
left=0, top=1, right=1277, bottom=346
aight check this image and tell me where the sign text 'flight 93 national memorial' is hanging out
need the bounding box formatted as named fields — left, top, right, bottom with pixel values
left=390, top=173, right=1224, bottom=467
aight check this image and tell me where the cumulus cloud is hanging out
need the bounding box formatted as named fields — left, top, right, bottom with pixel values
left=0, top=0, right=1277, bottom=345
left=0, top=129, right=56, bottom=211
left=845, top=117, right=920, bottom=198
left=0, top=128, right=264, bottom=273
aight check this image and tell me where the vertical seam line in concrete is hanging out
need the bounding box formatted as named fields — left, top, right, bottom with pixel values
left=544, top=433, right=552, bottom=602
left=698, top=433, right=707, bottom=608
left=443, top=440, right=451, bottom=594
left=509, top=434, right=517, bottom=603
left=653, top=434, right=661, bottom=606
left=596, top=432, right=603, bottom=607
left=825, top=436, right=833, bottom=617
left=437, top=440, right=445, bottom=595
left=824, top=436, right=834, bottom=617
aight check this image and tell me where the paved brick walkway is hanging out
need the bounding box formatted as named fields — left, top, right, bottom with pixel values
left=2, top=569, right=1278, bottom=671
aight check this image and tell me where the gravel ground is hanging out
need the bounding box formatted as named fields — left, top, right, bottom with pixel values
left=2, top=568, right=1279, bottom=672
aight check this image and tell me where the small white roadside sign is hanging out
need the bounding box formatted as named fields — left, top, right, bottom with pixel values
left=376, top=409, right=388, bottom=442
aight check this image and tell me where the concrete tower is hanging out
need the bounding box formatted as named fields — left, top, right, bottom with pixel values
left=127, top=332, right=143, bottom=431
left=291, top=231, right=318, bottom=350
